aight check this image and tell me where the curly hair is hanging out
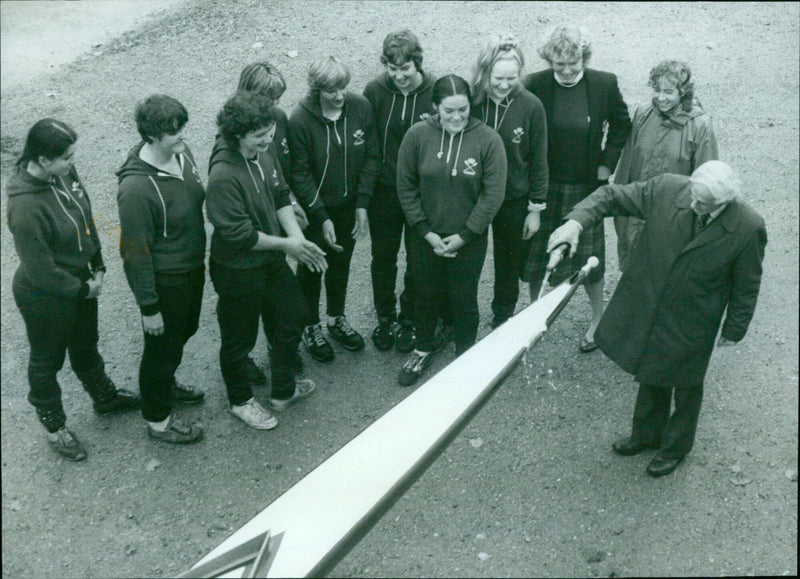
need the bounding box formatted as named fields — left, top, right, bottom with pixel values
left=380, top=29, right=424, bottom=73
left=537, top=25, right=592, bottom=65
left=135, top=94, right=188, bottom=143
left=471, top=32, right=525, bottom=105
left=306, top=56, right=351, bottom=102
left=17, top=118, right=77, bottom=167
left=238, top=62, right=287, bottom=101
left=216, top=91, right=279, bottom=148
left=649, top=60, right=695, bottom=112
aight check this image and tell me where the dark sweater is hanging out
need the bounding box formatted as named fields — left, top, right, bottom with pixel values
left=396, top=116, right=507, bottom=243
left=206, top=135, right=291, bottom=271
left=116, top=143, right=207, bottom=315
left=363, top=71, right=436, bottom=189
left=472, top=87, right=548, bottom=202
left=6, top=165, right=104, bottom=298
left=287, top=93, right=379, bottom=223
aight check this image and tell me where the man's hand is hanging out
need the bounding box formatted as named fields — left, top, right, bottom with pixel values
left=284, top=237, right=328, bottom=273
left=351, top=208, right=368, bottom=240
left=322, top=219, right=343, bottom=252
left=547, top=219, right=582, bottom=258
left=142, top=312, right=165, bottom=336
left=522, top=211, right=541, bottom=240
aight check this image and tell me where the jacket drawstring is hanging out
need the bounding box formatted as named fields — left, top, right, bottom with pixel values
left=147, top=176, right=168, bottom=238
left=310, top=124, right=331, bottom=208
left=50, top=186, right=83, bottom=252
left=437, top=129, right=445, bottom=159
left=485, top=97, right=513, bottom=131
left=440, top=129, right=464, bottom=177
left=401, top=94, right=408, bottom=121
left=383, top=95, right=396, bottom=164
left=57, top=176, right=91, bottom=236
left=343, top=116, right=348, bottom=197
left=410, top=94, right=418, bottom=124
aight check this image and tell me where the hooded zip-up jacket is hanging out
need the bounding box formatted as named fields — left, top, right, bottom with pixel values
left=206, top=135, right=291, bottom=271
left=472, top=86, right=549, bottom=203
left=271, top=107, right=292, bottom=182
left=6, top=165, right=104, bottom=298
left=396, top=116, right=507, bottom=243
left=614, top=101, right=718, bottom=185
left=287, top=93, right=379, bottom=223
left=363, top=71, right=435, bottom=189
left=116, top=143, right=206, bottom=316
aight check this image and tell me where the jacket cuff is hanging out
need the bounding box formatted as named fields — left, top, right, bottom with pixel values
left=415, top=221, right=432, bottom=238
left=245, top=230, right=260, bottom=250
left=312, top=207, right=331, bottom=224
left=76, top=282, right=90, bottom=299
left=356, top=194, right=371, bottom=210
left=458, top=227, right=476, bottom=244
left=140, top=302, right=161, bottom=317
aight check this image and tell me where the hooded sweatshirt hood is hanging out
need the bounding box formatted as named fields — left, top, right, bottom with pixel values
left=115, top=142, right=206, bottom=314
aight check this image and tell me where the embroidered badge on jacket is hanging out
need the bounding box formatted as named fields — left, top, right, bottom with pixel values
left=512, top=127, right=524, bottom=144
left=463, top=158, right=478, bottom=176
left=71, top=181, right=84, bottom=198
left=281, top=137, right=290, bottom=156
left=272, top=169, right=280, bottom=186
left=353, top=129, right=365, bottom=146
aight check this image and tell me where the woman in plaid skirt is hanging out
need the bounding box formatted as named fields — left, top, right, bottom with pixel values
left=521, top=25, right=631, bottom=352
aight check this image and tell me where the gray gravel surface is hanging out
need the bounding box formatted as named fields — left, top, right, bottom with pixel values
left=1, top=1, right=797, bottom=577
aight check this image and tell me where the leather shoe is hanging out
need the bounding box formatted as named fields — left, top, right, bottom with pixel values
left=612, top=436, right=660, bottom=456
left=94, top=388, right=141, bottom=415
left=646, top=455, right=683, bottom=477
left=579, top=337, right=598, bottom=353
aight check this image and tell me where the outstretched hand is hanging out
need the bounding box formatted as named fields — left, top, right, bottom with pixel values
left=547, top=219, right=582, bottom=258
left=285, top=237, right=328, bottom=273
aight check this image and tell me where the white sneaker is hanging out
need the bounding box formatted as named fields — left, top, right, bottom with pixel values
left=231, top=398, right=278, bottom=430
left=269, top=378, right=316, bottom=411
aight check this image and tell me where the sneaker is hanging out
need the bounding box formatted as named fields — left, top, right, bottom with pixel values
left=269, top=378, right=317, bottom=411
left=398, top=350, right=435, bottom=387
left=395, top=321, right=416, bottom=353
left=147, top=416, right=204, bottom=444
left=170, top=382, right=205, bottom=404
left=372, top=317, right=396, bottom=351
left=93, top=388, right=142, bottom=415
left=231, top=398, right=278, bottom=430
left=47, top=427, right=87, bottom=461
left=431, top=323, right=455, bottom=354
left=246, top=358, right=267, bottom=387
left=302, top=324, right=335, bottom=362
left=327, top=316, right=365, bottom=351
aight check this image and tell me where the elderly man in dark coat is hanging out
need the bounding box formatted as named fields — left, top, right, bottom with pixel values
left=547, top=160, right=766, bottom=477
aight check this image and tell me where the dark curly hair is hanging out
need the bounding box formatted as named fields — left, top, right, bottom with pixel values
left=135, top=94, right=188, bottom=143
left=216, top=91, right=279, bottom=148
left=649, top=60, right=695, bottom=112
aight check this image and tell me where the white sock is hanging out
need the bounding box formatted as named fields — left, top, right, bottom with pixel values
left=327, top=315, right=340, bottom=326
left=147, top=416, right=171, bottom=431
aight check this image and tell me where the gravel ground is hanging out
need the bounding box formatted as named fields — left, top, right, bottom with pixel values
left=1, top=1, right=797, bottom=577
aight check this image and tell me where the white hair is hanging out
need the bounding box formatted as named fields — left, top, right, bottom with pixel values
left=690, top=160, right=741, bottom=203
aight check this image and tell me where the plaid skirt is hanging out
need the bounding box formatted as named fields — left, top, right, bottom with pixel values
left=520, top=181, right=605, bottom=286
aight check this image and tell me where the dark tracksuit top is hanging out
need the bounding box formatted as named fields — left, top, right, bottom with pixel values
left=287, top=93, right=380, bottom=224
left=116, top=143, right=206, bottom=316
left=396, top=116, right=508, bottom=244
left=7, top=165, right=105, bottom=298
left=363, top=71, right=436, bottom=189
left=472, top=86, right=549, bottom=204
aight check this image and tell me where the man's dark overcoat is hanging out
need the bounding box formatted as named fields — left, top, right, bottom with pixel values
left=567, top=174, right=766, bottom=387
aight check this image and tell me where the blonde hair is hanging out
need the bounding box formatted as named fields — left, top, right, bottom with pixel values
left=238, top=62, right=287, bottom=101
left=691, top=161, right=741, bottom=203
left=471, top=32, right=525, bottom=105
left=307, top=56, right=351, bottom=100
left=537, top=25, right=592, bottom=65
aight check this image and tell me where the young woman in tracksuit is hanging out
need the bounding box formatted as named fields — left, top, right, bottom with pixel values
left=207, top=91, right=326, bottom=431
left=117, top=95, right=205, bottom=444
left=362, top=30, right=436, bottom=353
left=396, top=75, right=507, bottom=386
left=471, top=33, right=549, bottom=328
left=288, top=56, right=380, bottom=362
left=7, top=119, right=140, bottom=461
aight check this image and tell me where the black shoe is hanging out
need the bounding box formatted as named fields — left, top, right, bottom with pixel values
left=431, top=323, right=454, bottom=354
left=170, top=382, right=205, bottom=405
left=246, top=358, right=267, bottom=387
left=327, top=316, right=365, bottom=351
left=395, top=321, right=416, bottom=353
left=612, top=437, right=660, bottom=456
left=302, top=324, right=335, bottom=362
left=47, top=427, right=87, bottom=461
left=646, top=455, right=684, bottom=477
left=398, top=350, right=435, bottom=386
left=147, top=415, right=204, bottom=444
left=94, top=388, right=141, bottom=415
left=372, top=317, right=396, bottom=351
